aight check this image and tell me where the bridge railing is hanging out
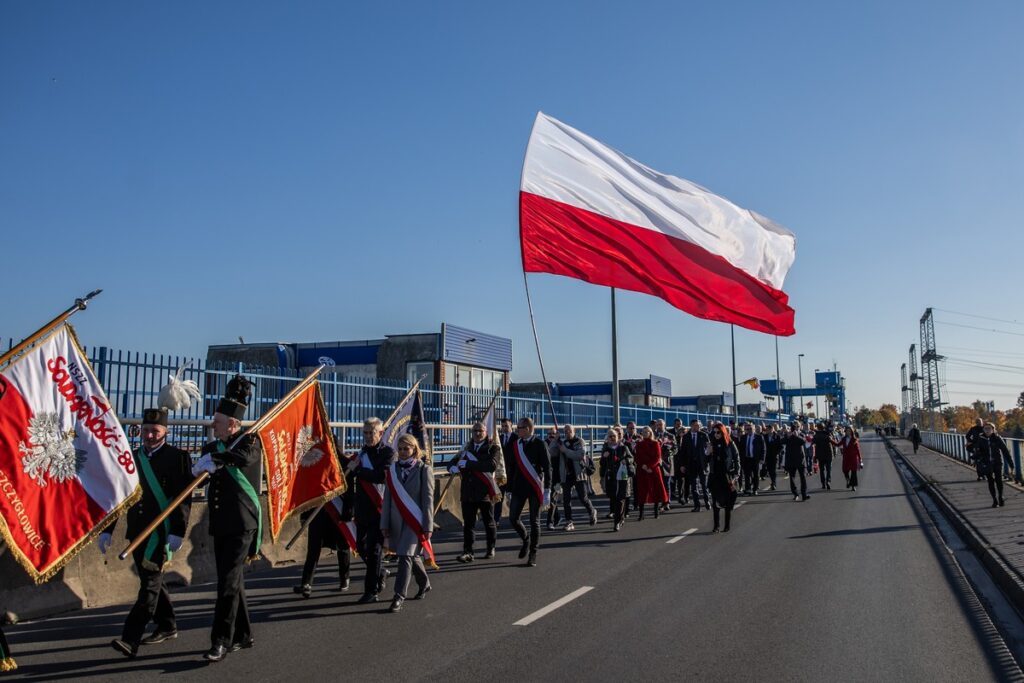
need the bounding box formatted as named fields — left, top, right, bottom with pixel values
left=920, top=430, right=1024, bottom=483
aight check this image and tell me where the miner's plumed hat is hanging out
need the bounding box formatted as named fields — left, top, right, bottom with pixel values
left=216, top=374, right=252, bottom=420
left=142, top=407, right=168, bottom=427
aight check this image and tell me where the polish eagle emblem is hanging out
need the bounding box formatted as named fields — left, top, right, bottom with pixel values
left=296, top=425, right=324, bottom=468
left=19, top=412, right=87, bottom=487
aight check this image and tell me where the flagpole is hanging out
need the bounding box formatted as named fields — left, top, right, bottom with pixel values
left=285, top=377, right=425, bottom=551
left=774, top=336, right=783, bottom=422
left=611, top=288, right=620, bottom=426
left=120, top=366, right=325, bottom=560
left=731, top=325, right=738, bottom=418
left=0, top=290, right=102, bottom=368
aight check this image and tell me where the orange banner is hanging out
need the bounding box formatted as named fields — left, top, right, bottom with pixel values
left=257, top=381, right=345, bottom=541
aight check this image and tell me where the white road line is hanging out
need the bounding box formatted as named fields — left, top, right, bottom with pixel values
left=513, top=586, right=594, bottom=626
left=735, top=500, right=746, bottom=508
left=666, top=528, right=699, bottom=544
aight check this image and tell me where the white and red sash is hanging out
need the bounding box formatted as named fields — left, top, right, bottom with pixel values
left=385, top=463, right=435, bottom=564
left=358, top=452, right=384, bottom=514
left=461, top=445, right=501, bottom=499
left=325, top=497, right=358, bottom=554
left=515, top=438, right=545, bottom=501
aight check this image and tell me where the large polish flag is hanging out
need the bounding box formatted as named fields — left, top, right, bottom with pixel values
left=0, top=325, right=140, bottom=582
left=519, top=112, right=797, bottom=335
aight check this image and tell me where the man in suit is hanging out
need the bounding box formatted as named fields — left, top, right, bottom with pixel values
left=740, top=423, right=767, bottom=496
left=508, top=417, right=551, bottom=567
left=763, top=423, right=782, bottom=490
left=678, top=420, right=710, bottom=511
left=102, top=407, right=194, bottom=658
left=191, top=375, right=262, bottom=663
left=495, top=418, right=517, bottom=526
left=349, top=416, right=396, bottom=604
left=784, top=423, right=810, bottom=501
left=452, top=421, right=501, bottom=562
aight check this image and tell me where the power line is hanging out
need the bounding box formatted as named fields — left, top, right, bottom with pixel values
left=945, top=378, right=1024, bottom=389
left=945, top=357, right=1024, bottom=373
left=936, top=320, right=1024, bottom=338
left=934, top=308, right=1024, bottom=327
left=942, top=345, right=1024, bottom=358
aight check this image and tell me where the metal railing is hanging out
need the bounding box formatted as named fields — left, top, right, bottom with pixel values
left=920, top=430, right=1024, bottom=483
left=3, top=337, right=784, bottom=456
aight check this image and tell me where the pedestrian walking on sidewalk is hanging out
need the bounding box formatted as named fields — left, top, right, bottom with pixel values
left=975, top=422, right=1011, bottom=508
left=965, top=418, right=985, bottom=481
left=908, top=424, right=922, bottom=453
left=839, top=426, right=862, bottom=491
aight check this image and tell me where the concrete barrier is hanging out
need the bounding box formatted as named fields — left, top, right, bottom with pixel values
left=0, top=495, right=309, bottom=622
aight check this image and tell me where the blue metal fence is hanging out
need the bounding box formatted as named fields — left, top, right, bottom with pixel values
left=920, top=430, right=1023, bottom=484
left=3, top=337, right=782, bottom=457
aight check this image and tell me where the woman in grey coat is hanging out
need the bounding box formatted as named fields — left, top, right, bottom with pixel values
left=381, top=434, right=433, bottom=613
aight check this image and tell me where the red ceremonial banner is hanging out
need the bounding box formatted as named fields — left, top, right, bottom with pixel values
left=0, top=325, right=140, bottom=583
left=258, top=381, right=346, bottom=541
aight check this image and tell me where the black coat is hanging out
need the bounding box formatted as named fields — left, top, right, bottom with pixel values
left=765, top=432, right=784, bottom=463
left=600, top=444, right=635, bottom=499
left=783, top=433, right=806, bottom=470
left=677, top=430, right=710, bottom=474
left=509, top=436, right=551, bottom=500
left=352, top=443, right=396, bottom=521
left=975, top=434, right=1011, bottom=472
left=708, top=439, right=739, bottom=506
left=456, top=438, right=501, bottom=502
left=908, top=428, right=922, bottom=445
left=203, top=433, right=262, bottom=537
left=965, top=425, right=985, bottom=454
left=109, top=443, right=193, bottom=561
left=812, top=430, right=837, bottom=463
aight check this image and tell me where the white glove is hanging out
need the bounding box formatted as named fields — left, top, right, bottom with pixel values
left=167, top=534, right=184, bottom=553
left=449, top=466, right=460, bottom=475
left=97, top=532, right=112, bottom=555
left=191, top=453, right=216, bottom=477
left=543, top=489, right=551, bottom=508
left=458, top=459, right=467, bottom=469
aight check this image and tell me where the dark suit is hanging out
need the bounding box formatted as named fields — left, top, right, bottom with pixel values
left=110, top=443, right=192, bottom=645
left=203, top=433, right=261, bottom=649
left=678, top=430, right=710, bottom=509
left=456, top=439, right=501, bottom=554
left=739, top=433, right=767, bottom=494
left=509, top=436, right=551, bottom=553
left=353, top=443, right=395, bottom=597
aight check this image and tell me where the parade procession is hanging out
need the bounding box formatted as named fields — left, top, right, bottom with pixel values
left=9, top=4, right=1024, bottom=678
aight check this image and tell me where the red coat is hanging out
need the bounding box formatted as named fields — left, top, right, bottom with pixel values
left=840, top=437, right=861, bottom=472
left=634, top=439, right=669, bottom=504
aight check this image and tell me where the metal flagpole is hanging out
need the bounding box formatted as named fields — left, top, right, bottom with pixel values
left=611, top=288, right=620, bottom=426
left=0, top=290, right=102, bottom=368
left=731, top=325, right=738, bottom=418
left=775, top=336, right=783, bottom=421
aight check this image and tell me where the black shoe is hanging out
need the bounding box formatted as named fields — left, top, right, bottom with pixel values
left=518, top=539, right=529, bottom=559
left=723, top=526, right=730, bottom=532
left=826, top=483, right=831, bottom=490
left=376, top=568, right=390, bottom=594
left=204, top=645, right=228, bottom=663
left=711, top=527, right=720, bottom=533
left=613, top=522, right=622, bottom=532
left=293, top=584, right=312, bottom=599
left=111, top=639, right=138, bottom=658
left=1000, top=498, right=1006, bottom=507
left=993, top=501, right=999, bottom=508
left=456, top=552, right=474, bottom=564
left=752, top=490, right=759, bottom=496
left=141, top=629, right=178, bottom=645
left=802, top=495, right=811, bottom=501
left=229, top=638, right=254, bottom=652
left=337, top=578, right=351, bottom=592
left=527, top=552, right=537, bottom=567
left=484, top=547, right=495, bottom=559
left=770, top=484, right=776, bottom=491
left=413, top=585, right=431, bottom=600
left=389, top=597, right=404, bottom=613
left=357, top=593, right=379, bottom=604
left=793, top=495, right=800, bottom=502
left=692, top=506, right=700, bottom=512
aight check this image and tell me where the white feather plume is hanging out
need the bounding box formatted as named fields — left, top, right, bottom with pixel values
left=158, top=362, right=202, bottom=412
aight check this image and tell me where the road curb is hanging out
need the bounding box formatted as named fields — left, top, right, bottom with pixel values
left=883, top=435, right=1024, bottom=614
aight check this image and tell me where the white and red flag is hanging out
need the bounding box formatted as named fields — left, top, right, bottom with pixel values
left=0, top=325, right=140, bottom=582
left=520, top=112, right=797, bottom=335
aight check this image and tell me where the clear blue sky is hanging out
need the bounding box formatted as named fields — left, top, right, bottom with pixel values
left=3, top=1, right=1023, bottom=412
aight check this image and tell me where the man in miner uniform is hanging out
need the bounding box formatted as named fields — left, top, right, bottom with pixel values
left=191, top=375, right=262, bottom=663
left=101, top=406, right=193, bottom=658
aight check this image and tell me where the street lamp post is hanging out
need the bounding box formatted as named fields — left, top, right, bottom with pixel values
left=798, top=354, right=805, bottom=418
left=814, top=369, right=820, bottom=418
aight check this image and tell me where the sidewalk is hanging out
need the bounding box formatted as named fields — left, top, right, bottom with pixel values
left=894, top=437, right=1024, bottom=604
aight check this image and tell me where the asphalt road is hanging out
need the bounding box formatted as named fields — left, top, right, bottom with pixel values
left=3, top=436, right=1016, bottom=681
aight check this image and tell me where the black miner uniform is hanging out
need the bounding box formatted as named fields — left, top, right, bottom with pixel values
left=110, top=412, right=193, bottom=648
left=354, top=441, right=396, bottom=600
left=203, top=431, right=261, bottom=650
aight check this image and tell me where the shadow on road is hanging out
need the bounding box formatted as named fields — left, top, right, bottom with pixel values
left=788, top=524, right=917, bottom=539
